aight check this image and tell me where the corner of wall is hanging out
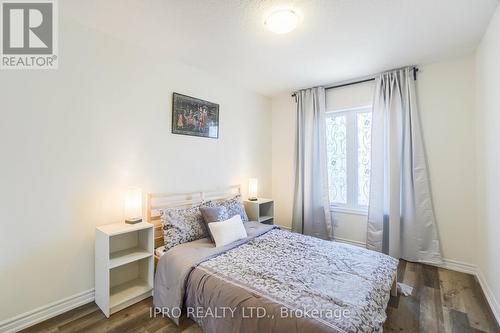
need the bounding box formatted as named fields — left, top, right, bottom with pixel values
left=473, top=2, right=500, bottom=327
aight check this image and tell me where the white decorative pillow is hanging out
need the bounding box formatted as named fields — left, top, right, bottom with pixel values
left=208, top=215, right=248, bottom=248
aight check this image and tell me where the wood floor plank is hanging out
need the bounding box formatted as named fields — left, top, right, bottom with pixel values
left=22, top=261, right=499, bottom=333
left=419, top=286, right=440, bottom=333
left=20, top=302, right=99, bottom=333
left=449, top=309, right=472, bottom=333
left=403, top=261, right=423, bottom=331
left=460, top=274, right=498, bottom=332
left=433, top=276, right=446, bottom=333
left=57, top=309, right=106, bottom=333
left=439, top=267, right=468, bottom=312
left=422, top=265, right=439, bottom=289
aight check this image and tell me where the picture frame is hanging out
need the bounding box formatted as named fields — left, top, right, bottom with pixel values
left=171, top=92, right=219, bottom=139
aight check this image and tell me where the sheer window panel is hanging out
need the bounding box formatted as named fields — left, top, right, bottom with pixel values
left=357, top=111, right=372, bottom=207
left=326, top=114, right=347, bottom=205
left=326, top=107, right=372, bottom=211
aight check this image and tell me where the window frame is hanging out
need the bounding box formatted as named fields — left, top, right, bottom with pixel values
left=325, top=105, right=372, bottom=215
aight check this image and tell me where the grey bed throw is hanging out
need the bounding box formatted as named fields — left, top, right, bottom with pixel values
left=154, top=223, right=398, bottom=333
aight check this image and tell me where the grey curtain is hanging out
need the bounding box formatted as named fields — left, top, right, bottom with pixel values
left=366, top=68, right=442, bottom=264
left=292, top=87, right=333, bottom=240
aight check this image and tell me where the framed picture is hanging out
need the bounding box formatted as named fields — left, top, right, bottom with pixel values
left=171, top=93, right=219, bottom=139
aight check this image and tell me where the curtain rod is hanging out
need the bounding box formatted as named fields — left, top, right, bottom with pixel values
left=291, top=66, right=419, bottom=98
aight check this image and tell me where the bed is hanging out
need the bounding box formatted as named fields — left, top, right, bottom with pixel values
left=147, top=186, right=398, bottom=333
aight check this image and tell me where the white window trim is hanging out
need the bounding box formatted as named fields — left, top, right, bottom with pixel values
left=330, top=205, right=368, bottom=216
left=326, top=104, right=372, bottom=114
left=326, top=105, right=372, bottom=213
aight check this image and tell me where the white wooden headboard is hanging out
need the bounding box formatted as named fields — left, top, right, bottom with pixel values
left=146, top=185, right=241, bottom=250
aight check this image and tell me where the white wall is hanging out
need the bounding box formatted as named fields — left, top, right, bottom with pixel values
left=475, top=4, right=500, bottom=320
left=417, top=56, right=477, bottom=264
left=0, top=19, right=272, bottom=322
left=271, top=95, right=295, bottom=229
left=271, top=55, right=478, bottom=264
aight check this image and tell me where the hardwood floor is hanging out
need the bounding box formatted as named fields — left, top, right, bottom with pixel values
left=19, top=299, right=202, bottom=333
left=384, top=261, right=499, bottom=333
left=21, top=261, right=499, bottom=333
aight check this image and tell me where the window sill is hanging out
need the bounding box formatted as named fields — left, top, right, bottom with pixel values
left=330, top=206, right=368, bottom=216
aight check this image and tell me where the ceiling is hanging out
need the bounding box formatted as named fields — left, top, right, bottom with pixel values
left=64, top=0, right=498, bottom=96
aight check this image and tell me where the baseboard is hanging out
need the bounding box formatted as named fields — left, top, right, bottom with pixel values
left=476, top=268, right=500, bottom=326
left=0, top=289, right=95, bottom=333
left=439, top=258, right=478, bottom=275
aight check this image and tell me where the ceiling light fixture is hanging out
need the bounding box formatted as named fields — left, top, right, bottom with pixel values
left=264, top=9, right=300, bottom=34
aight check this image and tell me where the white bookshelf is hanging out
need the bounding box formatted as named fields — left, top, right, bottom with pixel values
left=95, top=222, right=153, bottom=317
left=244, top=198, right=274, bottom=224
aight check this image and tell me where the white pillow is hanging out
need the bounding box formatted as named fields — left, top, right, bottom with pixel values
left=208, top=215, right=248, bottom=247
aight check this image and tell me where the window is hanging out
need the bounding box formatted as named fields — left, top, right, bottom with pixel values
left=325, top=106, right=372, bottom=212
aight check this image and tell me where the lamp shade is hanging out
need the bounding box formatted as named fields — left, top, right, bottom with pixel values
left=124, top=187, right=142, bottom=222
left=248, top=178, right=258, bottom=200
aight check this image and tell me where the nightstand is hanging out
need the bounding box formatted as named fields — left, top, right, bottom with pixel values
left=244, top=198, right=274, bottom=224
left=95, top=222, right=153, bottom=317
